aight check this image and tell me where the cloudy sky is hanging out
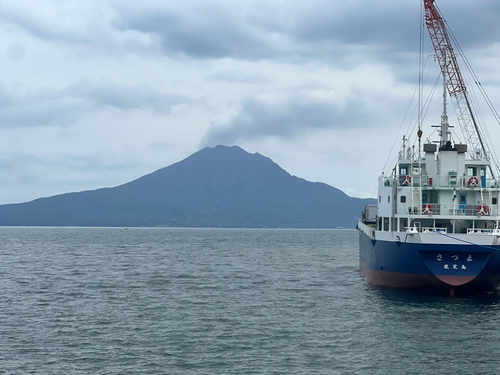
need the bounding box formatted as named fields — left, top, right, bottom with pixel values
left=2, top=0, right=500, bottom=204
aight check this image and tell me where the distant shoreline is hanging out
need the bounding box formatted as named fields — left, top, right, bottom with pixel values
left=0, top=226, right=357, bottom=230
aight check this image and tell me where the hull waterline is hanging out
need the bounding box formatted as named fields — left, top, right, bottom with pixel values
left=358, top=228, right=500, bottom=294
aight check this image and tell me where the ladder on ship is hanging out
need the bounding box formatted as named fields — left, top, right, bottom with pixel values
left=412, top=187, right=421, bottom=214
left=410, top=162, right=422, bottom=215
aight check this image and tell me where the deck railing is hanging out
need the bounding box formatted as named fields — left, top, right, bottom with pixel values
left=357, top=219, right=376, bottom=239
left=383, top=175, right=500, bottom=189
left=405, top=226, right=500, bottom=235
left=396, top=203, right=500, bottom=216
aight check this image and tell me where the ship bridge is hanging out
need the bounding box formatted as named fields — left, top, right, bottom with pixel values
left=375, top=142, right=500, bottom=234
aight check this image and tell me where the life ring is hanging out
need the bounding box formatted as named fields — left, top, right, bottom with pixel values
left=402, top=175, right=411, bottom=186
left=468, top=177, right=479, bottom=186
left=477, top=205, right=488, bottom=215
left=422, top=204, right=433, bottom=214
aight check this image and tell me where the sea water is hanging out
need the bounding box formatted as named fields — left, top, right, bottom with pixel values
left=1, top=227, right=500, bottom=374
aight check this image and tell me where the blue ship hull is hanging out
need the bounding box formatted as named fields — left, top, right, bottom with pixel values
left=358, top=229, right=500, bottom=294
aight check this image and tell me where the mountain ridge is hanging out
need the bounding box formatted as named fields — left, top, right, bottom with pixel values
left=0, top=145, right=374, bottom=228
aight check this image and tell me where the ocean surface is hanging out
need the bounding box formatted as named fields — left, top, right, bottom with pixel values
left=1, top=227, right=500, bottom=374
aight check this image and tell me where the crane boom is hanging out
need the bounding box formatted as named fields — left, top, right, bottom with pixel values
left=423, top=0, right=491, bottom=163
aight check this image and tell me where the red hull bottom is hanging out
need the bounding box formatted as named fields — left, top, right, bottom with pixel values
left=359, top=257, right=498, bottom=293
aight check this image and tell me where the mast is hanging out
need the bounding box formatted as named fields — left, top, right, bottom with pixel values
left=423, top=0, right=493, bottom=173
left=440, top=48, right=450, bottom=148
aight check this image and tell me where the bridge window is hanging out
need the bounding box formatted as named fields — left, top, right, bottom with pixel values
left=401, top=196, right=406, bottom=203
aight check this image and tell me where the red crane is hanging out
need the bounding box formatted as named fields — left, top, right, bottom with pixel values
left=423, top=0, right=490, bottom=162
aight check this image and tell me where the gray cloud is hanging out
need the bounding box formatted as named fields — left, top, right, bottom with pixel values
left=0, top=3, right=153, bottom=56
left=0, top=79, right=190, bottom=128
left=65, top=80, right=189, bottom=113
left=113, top=1, right=400, bottom=64
left=200, top=91, right=385, bottom=147
left=6, top=42, right=26, bottom=61
left=0, top=6, right=92, bottom=46
left=0, top=98, right=91, bottom=128
left=4, top=1, right=498, bottom=69
left=113, top=0, right=500, bottom=67
left=114, top=5, right=276, bottom=60
left=205, top=71, right=270, bottom=84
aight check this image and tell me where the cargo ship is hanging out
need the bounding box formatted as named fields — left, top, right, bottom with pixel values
left=357, top=0, right=500, bottom=296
